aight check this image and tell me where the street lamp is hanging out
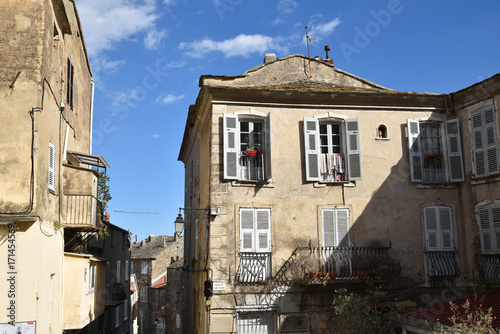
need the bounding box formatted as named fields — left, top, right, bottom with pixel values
left=174, top=213, right=184, bottom=236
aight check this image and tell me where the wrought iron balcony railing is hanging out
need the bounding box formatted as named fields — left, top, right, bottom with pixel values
left=274, top=246, right=400, bottom=285
left=426, top=251, right=460, bottom=280
left=480, top=254, right=500, bottom=285
left=236, top=253, right=271, bottom=284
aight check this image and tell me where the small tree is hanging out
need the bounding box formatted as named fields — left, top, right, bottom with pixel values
left=97, top=170, right=111, bottom=238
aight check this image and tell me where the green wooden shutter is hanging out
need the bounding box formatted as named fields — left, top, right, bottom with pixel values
left=424, top=207, right=439, bottom=250
left=265, top=113, right=272, bottom=180
left=240, top=209, right=255, bottom=252
left=304, top=117, right=320, bottom=181
left=407, top=119, right=423, bottom=182
left=223, top=113, right=239, bottom=180
left=445, top=119, right=464, bottom=182
left=346, top=118, right=362, bottom=181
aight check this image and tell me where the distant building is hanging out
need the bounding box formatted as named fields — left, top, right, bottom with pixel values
left=131, top=235, right=183, bottom=334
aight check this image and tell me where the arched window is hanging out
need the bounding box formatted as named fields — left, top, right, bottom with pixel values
left=377, top=124, right=388, bottom=139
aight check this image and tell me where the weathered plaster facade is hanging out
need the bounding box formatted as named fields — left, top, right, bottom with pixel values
left=179, top=54, right=500, bottom=333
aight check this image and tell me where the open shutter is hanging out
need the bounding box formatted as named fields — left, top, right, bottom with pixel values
left=48, top=142, right=56, bottom=191
left=438, top=207, right=453, bottom=250
left=485, top=107, right=499, bottom=175
left=322, top=210, right=336, bottom=247
left=240, top=209, right=255, bottom=252
left=445, top=119, right=464, bottom=182
left=478, top=206, right=493, bottom=253
left=264, top=113, right=272, bottom=180
left=303, top=117, right=320, bottom=181
left=223, top=113, right=239, bottom=180
left=424, top=207, right=439, bottom=250
left=256, top=209, right=271, bottom=252
left=336, top=209, right=350, bottom=247
left=345, top=118, right=362, bottom=181
left=472, top=110, right=486, bottom=177
left=407, top=119, right=423, bottom=182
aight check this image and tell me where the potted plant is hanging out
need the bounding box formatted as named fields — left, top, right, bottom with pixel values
left=246, top=145, right=261, bottom=156
left=424, top=151, right=443, bottom=167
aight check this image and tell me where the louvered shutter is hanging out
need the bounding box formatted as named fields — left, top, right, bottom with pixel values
left=345, top=118, right=362, bottom=181
left=223, top=113, right=239, bottom=180
left=256, top=209, right=271, bottom=252
left=445, top=119, right=464, bottom=182
left=303, top=117, right=320, bottom=181
left=48, top=142, right=56, bottom=191
left=471, top=110, right=486, bottom=177
left=407, top=119, right=423, bottom=182
left=337, top=209, right=350, bottom=247
left=485, top=107, right=499, bottom=175
left=424, top=207, right=439, bottom=250
left=240, top=209, right=255, bottom=252
left=322, top=210, right=336, bottom=247
left=264, top=113, right=272, bottom=180
left=493, top=205, right=500, bottom=254
left=439, top=207, right=453, bottom=250
left=478, top=206, right=493, bottom=253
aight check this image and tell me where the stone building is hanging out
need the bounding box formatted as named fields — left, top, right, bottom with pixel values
left=0, top=0, right=113, bottom=333
left=131, top=235, right=184, bottom=334
left=178, top=53, right=500, bottom=333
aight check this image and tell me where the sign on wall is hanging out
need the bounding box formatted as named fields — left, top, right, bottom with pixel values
left=0, top=322, right=36, bottom=334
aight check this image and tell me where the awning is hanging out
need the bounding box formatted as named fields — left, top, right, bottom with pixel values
left=68, top=151, right=110, bottom=169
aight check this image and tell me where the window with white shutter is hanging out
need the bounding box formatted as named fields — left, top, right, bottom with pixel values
left=471, top=106, right=499, bottom=178
left=321, top=208, right=350, bottom=247
left=237, top=312, right=274, bottom=334
left=423, top=206, right=454, bottom=251
left=223, top=113, right=271, bottom=182
left=407, top=119, right=464, bottom=183
left=48, top=142, right=56, bottom=191
left=477, top=204, right=500, bottom=254
left=304, top=117, right=362, bottom=182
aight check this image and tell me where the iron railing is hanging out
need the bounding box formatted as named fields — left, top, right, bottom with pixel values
left=480, top=254, right=500, bottom=285
left=236, top=253, right=271, bottom=284
left=63, top=194, right=102, bottom=229
left=426, top=251, right=460, bottom=280
left=105, top=283, right=127, bottom=306
left=274, top=246, right=400, bottom=285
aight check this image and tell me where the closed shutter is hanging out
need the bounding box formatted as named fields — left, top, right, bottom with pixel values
left=117, top=260, right=121, bottom=283
left=322, top=210, right=336, bottom=247
left=438, top=207, right=453, bottom=250
left=303, top=117, right=320, bottom=181
left=337, top=209, right=350, bottom=247
left=445, top=119, right=464, bottom=182
left=424, top=207, right=439, bottom=250
left=322, top=209, right=350, bottom=247
left=223, top=113, right=239, bottom=180
left=472, top=106, right=498, bottom=177
left=265, top=113, right=272, bottom=180
left=48, top=142, right=56, bottom=191
left=240, top=209, right=255, bottom=252
left=485, top=107, right=499, bottom=175
left=256, top=209, right=271, bottom=252
left=493, top=205, right=500, bottom=254
left=407, top=119, right=423, bottom=182
left=478, top=206, right=493, bottom=253
left=345, top=118, right=362, bottom=181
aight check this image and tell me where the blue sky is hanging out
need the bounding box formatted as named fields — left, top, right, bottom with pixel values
left=76, top=0, right=500, bottom=242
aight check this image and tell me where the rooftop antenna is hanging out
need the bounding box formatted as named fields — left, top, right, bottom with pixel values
left=305, top=26, right=312, bottom=78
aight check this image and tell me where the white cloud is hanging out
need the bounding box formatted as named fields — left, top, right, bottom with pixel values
left=144, top=29, right=168, bottom=49
left=179, top=34, right=280, bottom=58
left=150, top=134, right=160, bottom=138
left=308, top=17, right=342, bottom=43
left=277, top=0, right=297, bottom=15
left=76, top=0, right=160, bottom=57
left=155, top=93, right=185, bottom=105
left=163, top=0, right=175, bottom=4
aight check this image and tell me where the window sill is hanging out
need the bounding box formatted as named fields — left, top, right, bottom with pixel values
left=231, top=180, right=275, bottom=188
left=314, top=181, right=355, bottom=188
left=416, top=183, right=456, bottom=189
left=375, top=138, right=390, bottom=141
left=471, top=173, right=500, bottom=185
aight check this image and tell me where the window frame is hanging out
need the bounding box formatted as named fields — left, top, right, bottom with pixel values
left=477, top=203, right=500, bottom=254
left=67, top=58, right=74, bottom=110
left=223, top=113, right=272, bottom=182
left=471, top=105, right=499, bottom=178
left=321, top=208, right=350, bottom=247
left=423, top=206, right=454, bottom=251
left=304, top=117, right=362, bottom=182
left=407, top=119, right=464, bottom=183
left=141, top=261, right=148, bottom=275
left=239, top=208, right=271, bottom=253
left=237, top=312, right=274, bottom=334
left=140, top=286, right=148, bottom=302
left=88, top=262, right=96, bottom=292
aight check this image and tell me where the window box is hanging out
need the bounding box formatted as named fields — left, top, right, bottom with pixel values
left=246, top=150, right=261, bottom=157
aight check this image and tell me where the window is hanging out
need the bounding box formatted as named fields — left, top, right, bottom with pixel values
left=477, top=204, right=500, bottom=254
left=48, top=142, right=56, bottom=191
left=116, top=261, right=121, bottom=283
left=223, top=113, right=271, bottom=182
left=106, top=262, right=110, bottom=285
left=377, top=124, right=388, bottom=139
left=407, top=119, right=464, bottom=183
left=237, top=312, right=274, bottom=334
left=471, top=106, right=499, bottom=178
left=239, top=208, right=271, bottom=282
left=304, top=117, right=362, bottom=182
left=125, top=261, right=129, bottom=282
left=424, top=206, right=454, bottom=251
left=66, top=58, right=74, bottom=109
left=140, top=286, right=148, bottom=302
left=124, top=299, right=128, bottom=320
left=141, top=261, right=148, bottom=275
left=88, top=262, right=96, bottom=292
left=115, top=305, right=120, bottom=328
left=130, top=261, right=134, bottom=274
left=322, top=209, right=350, bottom=247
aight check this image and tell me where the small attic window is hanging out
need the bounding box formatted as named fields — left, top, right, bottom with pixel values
left=376, top=124, right=388, bottom=140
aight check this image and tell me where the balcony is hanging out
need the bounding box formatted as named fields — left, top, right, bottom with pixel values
left=480, top=254, right=500, bottom=285
left=274, top=246, right=400, bottom=285
left=106, top=283, right=127, bottom=306
left=236, top=253, right=271, bottom=284
left=426, top=251, right=460, bottom=280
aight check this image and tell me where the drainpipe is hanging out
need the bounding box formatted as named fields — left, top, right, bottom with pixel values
left=90, top=79, right=95, bottom=154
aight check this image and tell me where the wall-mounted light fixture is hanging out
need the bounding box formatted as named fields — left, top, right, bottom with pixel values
left=174, top=207, right=211, bottom=236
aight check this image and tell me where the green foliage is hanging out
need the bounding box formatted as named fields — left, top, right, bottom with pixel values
left=97, top=171, right=111, bottom=238
left=331, top=287, right=414, bottom=334
left=432, top=300, right=500, bottom=334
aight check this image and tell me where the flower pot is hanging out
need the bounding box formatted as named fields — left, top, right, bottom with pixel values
left=246, top=150, right=260, bottom=157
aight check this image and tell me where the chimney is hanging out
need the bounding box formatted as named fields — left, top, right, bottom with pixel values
left=325, top=45, right=330, bottom=59
left=263, top=53, right=277, bottom=64
left=148, top=235, right=155, bottom=242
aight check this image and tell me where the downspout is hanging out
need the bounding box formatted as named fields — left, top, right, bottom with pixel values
left=90, top=79, right=94, bottom=154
